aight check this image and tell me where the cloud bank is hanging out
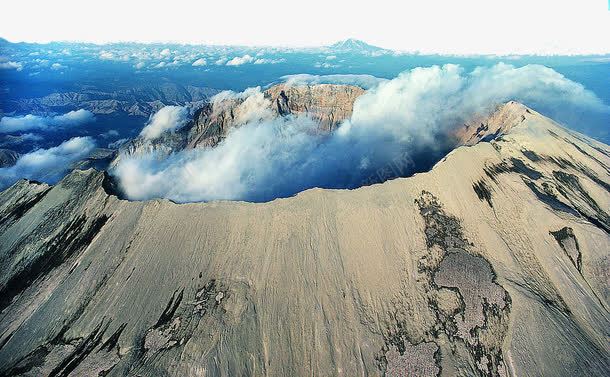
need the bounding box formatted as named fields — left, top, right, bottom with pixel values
left=226, top=55, right=255, bottom=66
left=0, top=109, right=95, bottom=134
left=0, top=60, right=23, bottom=71
left=113, top=63, right=609, bottom=203
left=139, top=106, right=189, bottom=140
left=253, top=58, right=286, bottom=65
left=0, top=137, right=96, bottom=188
left=281, top=74, right=387, bottom=89
left=192, top=58, right=207, bottom=66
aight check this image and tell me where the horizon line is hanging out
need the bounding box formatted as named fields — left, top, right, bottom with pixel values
left=2, top=37, right=610, bottom=57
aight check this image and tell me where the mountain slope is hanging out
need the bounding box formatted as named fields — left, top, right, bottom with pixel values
left=0, top=149, right=20, bottom=168
left=4, top=85, right=219, bottom=117
left=328, top=39, right=391, bottom=55
left=0, top=105, right=609, bottom=376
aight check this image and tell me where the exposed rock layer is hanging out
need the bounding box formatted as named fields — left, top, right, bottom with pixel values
left=266, top=83, right=365, bottom=132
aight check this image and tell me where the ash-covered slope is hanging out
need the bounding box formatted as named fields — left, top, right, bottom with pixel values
left=0, top=105, right=609, bottom=376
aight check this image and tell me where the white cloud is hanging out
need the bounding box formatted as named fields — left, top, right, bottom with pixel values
left=53, top=109, right=95, bottom=124
left=281, top=74, right=387, bottom=89
left=51, top=62, right=66, bottom=70
left=134, top=61, right=146, bottom=69
left=254, top=58, right=286, bottom=64
left=0, top=60, right=23, bottom=71
left=0, top=109, right=95, bottom=134
left=114, top=115, right=321, bottom=202
left=192, top=58, right=207, bottom=66
left=221, top=55, right=286, bottom=66
left=112, top=64, right=610, bottom=203
left=13, top=133, right=43, bottom=142
left=139, top=106, right=189, bottom=140
left=99, top=50, right=115, bottom=60
left=108, top=138, right=129, bottom=149
left=151, top=60, right=179, bottom=68
left=0, top=137, right=96, bottom=188
left=209, top=87, right=275, bottom=125
left=31, top=58, right=49, bottom=68
left=160, top=48, right=171, bottom=57
left=21, top=133, right=44, bottom=141
left=314, top=62, right=339, bottom=69
left=211, top=87, right=264, bottom=103
left=226, top=54, right=254, bottom=66
left=100, top=129, right=119, bottom=139
left=343, top=63, right=609, bottom=146
left=99, top=50, right=130, bottom=61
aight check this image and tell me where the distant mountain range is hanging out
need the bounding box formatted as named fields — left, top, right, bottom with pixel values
left=0, top=37, right=389, bottom=53
left=3, top=84, right=219, bottom=117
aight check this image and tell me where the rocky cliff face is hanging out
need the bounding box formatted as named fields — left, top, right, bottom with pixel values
left=266, top=83, right=365, bottom=132
left=187, top=83, right=364, bottom=147
left=113, top=83, right=366, bottom=164
left=0, top=105, right=608, bottom=376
